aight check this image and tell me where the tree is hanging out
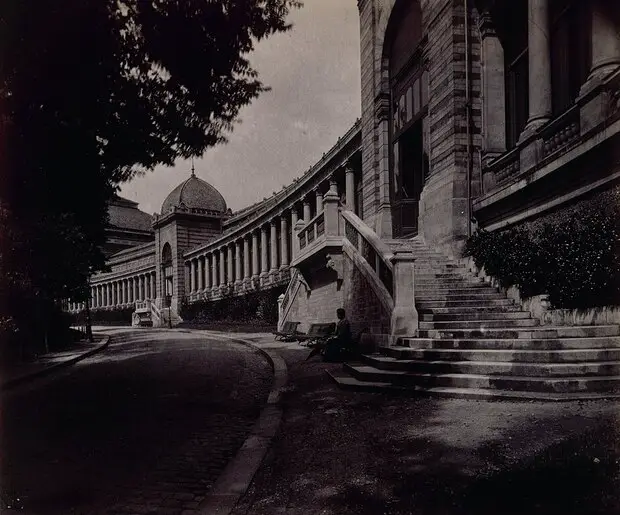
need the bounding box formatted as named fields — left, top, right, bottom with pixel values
left=0, top=0, right=301, bottom=355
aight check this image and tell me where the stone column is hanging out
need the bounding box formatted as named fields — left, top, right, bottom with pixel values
left=219, top=248, right=226, bottom=286
left=133, top=277, right=138, bottom=303
left=280, top=214, right=289, bottom=268
left=260, top=226, right=269, bottom=276
left=196, top=258, right=203, bottom=291
left=226, top=244, right=234, bottom=285
left=270, top=220, right=278, bottom=272
left=581, top=0, right=620, bottom=95
left=204, top=255, right=211, bottom=290
left=345, top=166, right=356, bottom=212
left=520, top=0, right=552, bottom=139
left=190, top=260, right=196, bottom=293
left=114, top=282, right=119, bottom=306
left=315, top=188, right=323, bottom=214
left=235, top=241, right=242, bottom=284
left=290, top=207, right=299, bottom=260
left=243, top=237, right=251, bottom=280
left=211, top=252, right=218, bottom=287
left=150, top=273, right=156, bottom=300
left=252, top=231, right=260, bottom=279
left=303, top=199, right=311, bottom=222
left=479, top=11, right=507, bottom=164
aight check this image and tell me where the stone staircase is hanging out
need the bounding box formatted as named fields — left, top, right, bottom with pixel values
left=330, top=237, right=620, bottom=400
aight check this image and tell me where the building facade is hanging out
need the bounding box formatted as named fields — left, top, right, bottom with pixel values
left=67, top=0, right=620, bottom=397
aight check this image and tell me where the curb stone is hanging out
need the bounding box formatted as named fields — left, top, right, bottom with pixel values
left=1, top=335, right=111, bottom=391
left=189, top=330, right=288, bottom=515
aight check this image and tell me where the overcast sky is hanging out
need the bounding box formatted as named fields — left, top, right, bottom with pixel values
left=119, top=0, right=361, bottom=215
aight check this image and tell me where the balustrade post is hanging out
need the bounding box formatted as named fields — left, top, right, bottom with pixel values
left=323, top=180, right=340, bottom=236
left=390, top=255, right=418, bottom=343
left=293, top=219, right=306, bottom=258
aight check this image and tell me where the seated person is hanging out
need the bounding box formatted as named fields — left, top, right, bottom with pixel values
left=307, top=309, right=353, bottom=362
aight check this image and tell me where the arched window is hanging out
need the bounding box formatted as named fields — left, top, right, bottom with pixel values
left=161, top=242, right=172, bottom=265
left=385, top=0, right=428, bottom=237
left=161, top=243, right=173, bottom=297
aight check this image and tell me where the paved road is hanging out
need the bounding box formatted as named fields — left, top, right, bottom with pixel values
left=1, top=329, right=272, bottom=514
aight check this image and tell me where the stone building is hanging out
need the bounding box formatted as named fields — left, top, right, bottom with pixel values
left=69, top=0, right=620, bottom=398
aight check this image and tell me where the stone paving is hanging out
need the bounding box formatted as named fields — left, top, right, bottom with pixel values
left=1, top=329, right=272, bottom=515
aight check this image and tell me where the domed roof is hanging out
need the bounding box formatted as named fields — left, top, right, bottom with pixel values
left=161, top=173, right=227, bottom=215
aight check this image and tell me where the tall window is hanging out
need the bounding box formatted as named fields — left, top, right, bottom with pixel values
left=391, top=64, right=429, bottom=236
left=500, top=1, right=529, bottom=148
left=549, top=0, right=591, bottom=115
left=162, top=243, right=173, bottom=297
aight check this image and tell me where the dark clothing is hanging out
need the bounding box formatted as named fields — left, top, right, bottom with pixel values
left=334, top=318, right=352, bottom=343
left=322, top=318, right=352, bottom=362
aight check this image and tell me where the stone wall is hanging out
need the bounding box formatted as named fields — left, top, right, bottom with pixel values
left=284, top=251, right=391, bottom=348
left=359, top=0, right=483, bottom=255
left=284, top=267, right=343, bottom=333
left=342, top=253, right=391, bottom=348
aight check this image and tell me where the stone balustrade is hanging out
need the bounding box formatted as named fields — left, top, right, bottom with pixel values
left=182, top=125, right=362, bottom=304
left=70, top=270, right=157, bottom=312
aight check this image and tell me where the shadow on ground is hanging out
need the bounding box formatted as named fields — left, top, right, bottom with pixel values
left=231, top=348, right=620, bottom=515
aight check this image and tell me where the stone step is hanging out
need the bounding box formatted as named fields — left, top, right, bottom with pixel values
left=418, top=305, right=524, bottom=314
left=417, top=328, right=561, bottom=339
left=415, top=273, right=472, bottom=280
left=414, top=281, right=498, bottom=294
left=361, top=354, right=620, bottom=377
left=420, top=311, right=532, bottom=321
left=327, top=371, right=620, bottom=401
left=343, top=364, right=620, bottom=393
left=381, top=345, right=620, bottom=363
left=416, top=292, right=508, bottom=301
left=400, top=335, right=620, bottom=350
left=419, top=319, right=539, bottom=330
left=416, top=298, right=515, bottom=308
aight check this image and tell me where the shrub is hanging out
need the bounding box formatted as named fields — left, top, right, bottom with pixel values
left=465, top=186, right=620, bottom=309
left=180, top=286, right=285, bottom=325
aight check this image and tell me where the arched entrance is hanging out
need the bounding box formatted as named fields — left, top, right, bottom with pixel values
left=385, top=0, right=429, bottom=237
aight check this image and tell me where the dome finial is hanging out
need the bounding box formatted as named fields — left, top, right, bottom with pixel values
left=190, top=157, right=195, bottom=177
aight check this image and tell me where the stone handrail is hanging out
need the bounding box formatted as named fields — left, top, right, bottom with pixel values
left=298, top=211, right=325, bottom=251
left=340, top=209, right=394, bottom=296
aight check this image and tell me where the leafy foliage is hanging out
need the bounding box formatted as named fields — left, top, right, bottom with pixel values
left=465, top=187, right=620, bottom=309
left=180, top=287, right=285, bottom=325
left=0, top=0, right=300, bottom=353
